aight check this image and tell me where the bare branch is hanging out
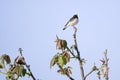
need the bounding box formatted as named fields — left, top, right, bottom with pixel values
left=73, top=27, right=85, bottom=80
left=66, top=46, right=76, bottom=58
left=25, top=64, right=36, bottom=80
left=84, top=65, right=97, bottom=80
left=84, top=69, right=94, bottom=80
left=104, top=49, right=109, bottom=80
left=18, top=48, right=36, bottom=80
left=18, top=48, right=23, bottom=56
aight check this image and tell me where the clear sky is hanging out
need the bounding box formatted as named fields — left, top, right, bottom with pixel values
left=0, top=0, right=120, bottom=80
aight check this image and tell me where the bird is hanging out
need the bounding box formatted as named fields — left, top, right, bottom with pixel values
left=63, top=14, right=78, bottom=30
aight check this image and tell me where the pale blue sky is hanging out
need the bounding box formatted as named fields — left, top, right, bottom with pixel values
left=0, top=0, right=120, bottom=80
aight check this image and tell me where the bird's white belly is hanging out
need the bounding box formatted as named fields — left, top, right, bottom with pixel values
left=67, top=18, right=78, bottom=26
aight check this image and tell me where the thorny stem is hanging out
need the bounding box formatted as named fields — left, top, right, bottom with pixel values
left=73, top=27, right=85, bottom=80
left=104, top=49, right=109, bottom=80
left=18, top=48, right=36, bottom=80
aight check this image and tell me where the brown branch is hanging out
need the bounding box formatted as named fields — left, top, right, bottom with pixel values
left=66, top=46, right=76, bottom=58
left=18, top=48, right=36, bottom=80
left=84, top=65, right=97, bottom=80
left=18, top=48, right=23, bottom=56
left=104, top=49, right=109, bottom=80
left=84, top=69, right=94, bottom=80
left=25, top=63, right=36, bottom=80
left=73, top=27, right=85, bottom=80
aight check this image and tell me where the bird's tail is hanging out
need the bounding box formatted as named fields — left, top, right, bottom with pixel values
left=63, top=27, right=66, bottom=30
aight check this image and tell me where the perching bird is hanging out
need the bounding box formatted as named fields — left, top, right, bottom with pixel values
left=63, top=14, right=78, bottom=30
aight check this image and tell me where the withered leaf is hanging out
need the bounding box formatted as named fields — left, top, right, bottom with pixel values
left=1, top=54, right=11, bottom=64
left=55, top=36, right=67, bottom=50
left=62, top=51, right=70, bottom=63
left=50, top=53, right=59, bottom=68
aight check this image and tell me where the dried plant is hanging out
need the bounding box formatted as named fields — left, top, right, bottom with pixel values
left=50, top=25, right=109, bottom=80
left=0, top=48, right=36, bottom=80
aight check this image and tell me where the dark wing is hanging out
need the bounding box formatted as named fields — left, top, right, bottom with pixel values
left=65, top=15, right=77, bottom=26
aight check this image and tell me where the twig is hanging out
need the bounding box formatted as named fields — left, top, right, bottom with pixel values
left=66, top=46, right=76, bottom=58
left=84, top=69, right=94, bottom=80
left=73, top=27, right=85, bottom=80
left=18, top=48, right=36, bottom=80
left=18, top=48, right=23, bottom=56
left=104, top=49, right=109, bottom=80
left=25, top=63, right=36, bottom=80
left=84, top=64, right=97, bottom=80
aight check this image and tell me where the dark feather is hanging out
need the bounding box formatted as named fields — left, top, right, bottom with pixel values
left=65, top=14, right=78, bottom=26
